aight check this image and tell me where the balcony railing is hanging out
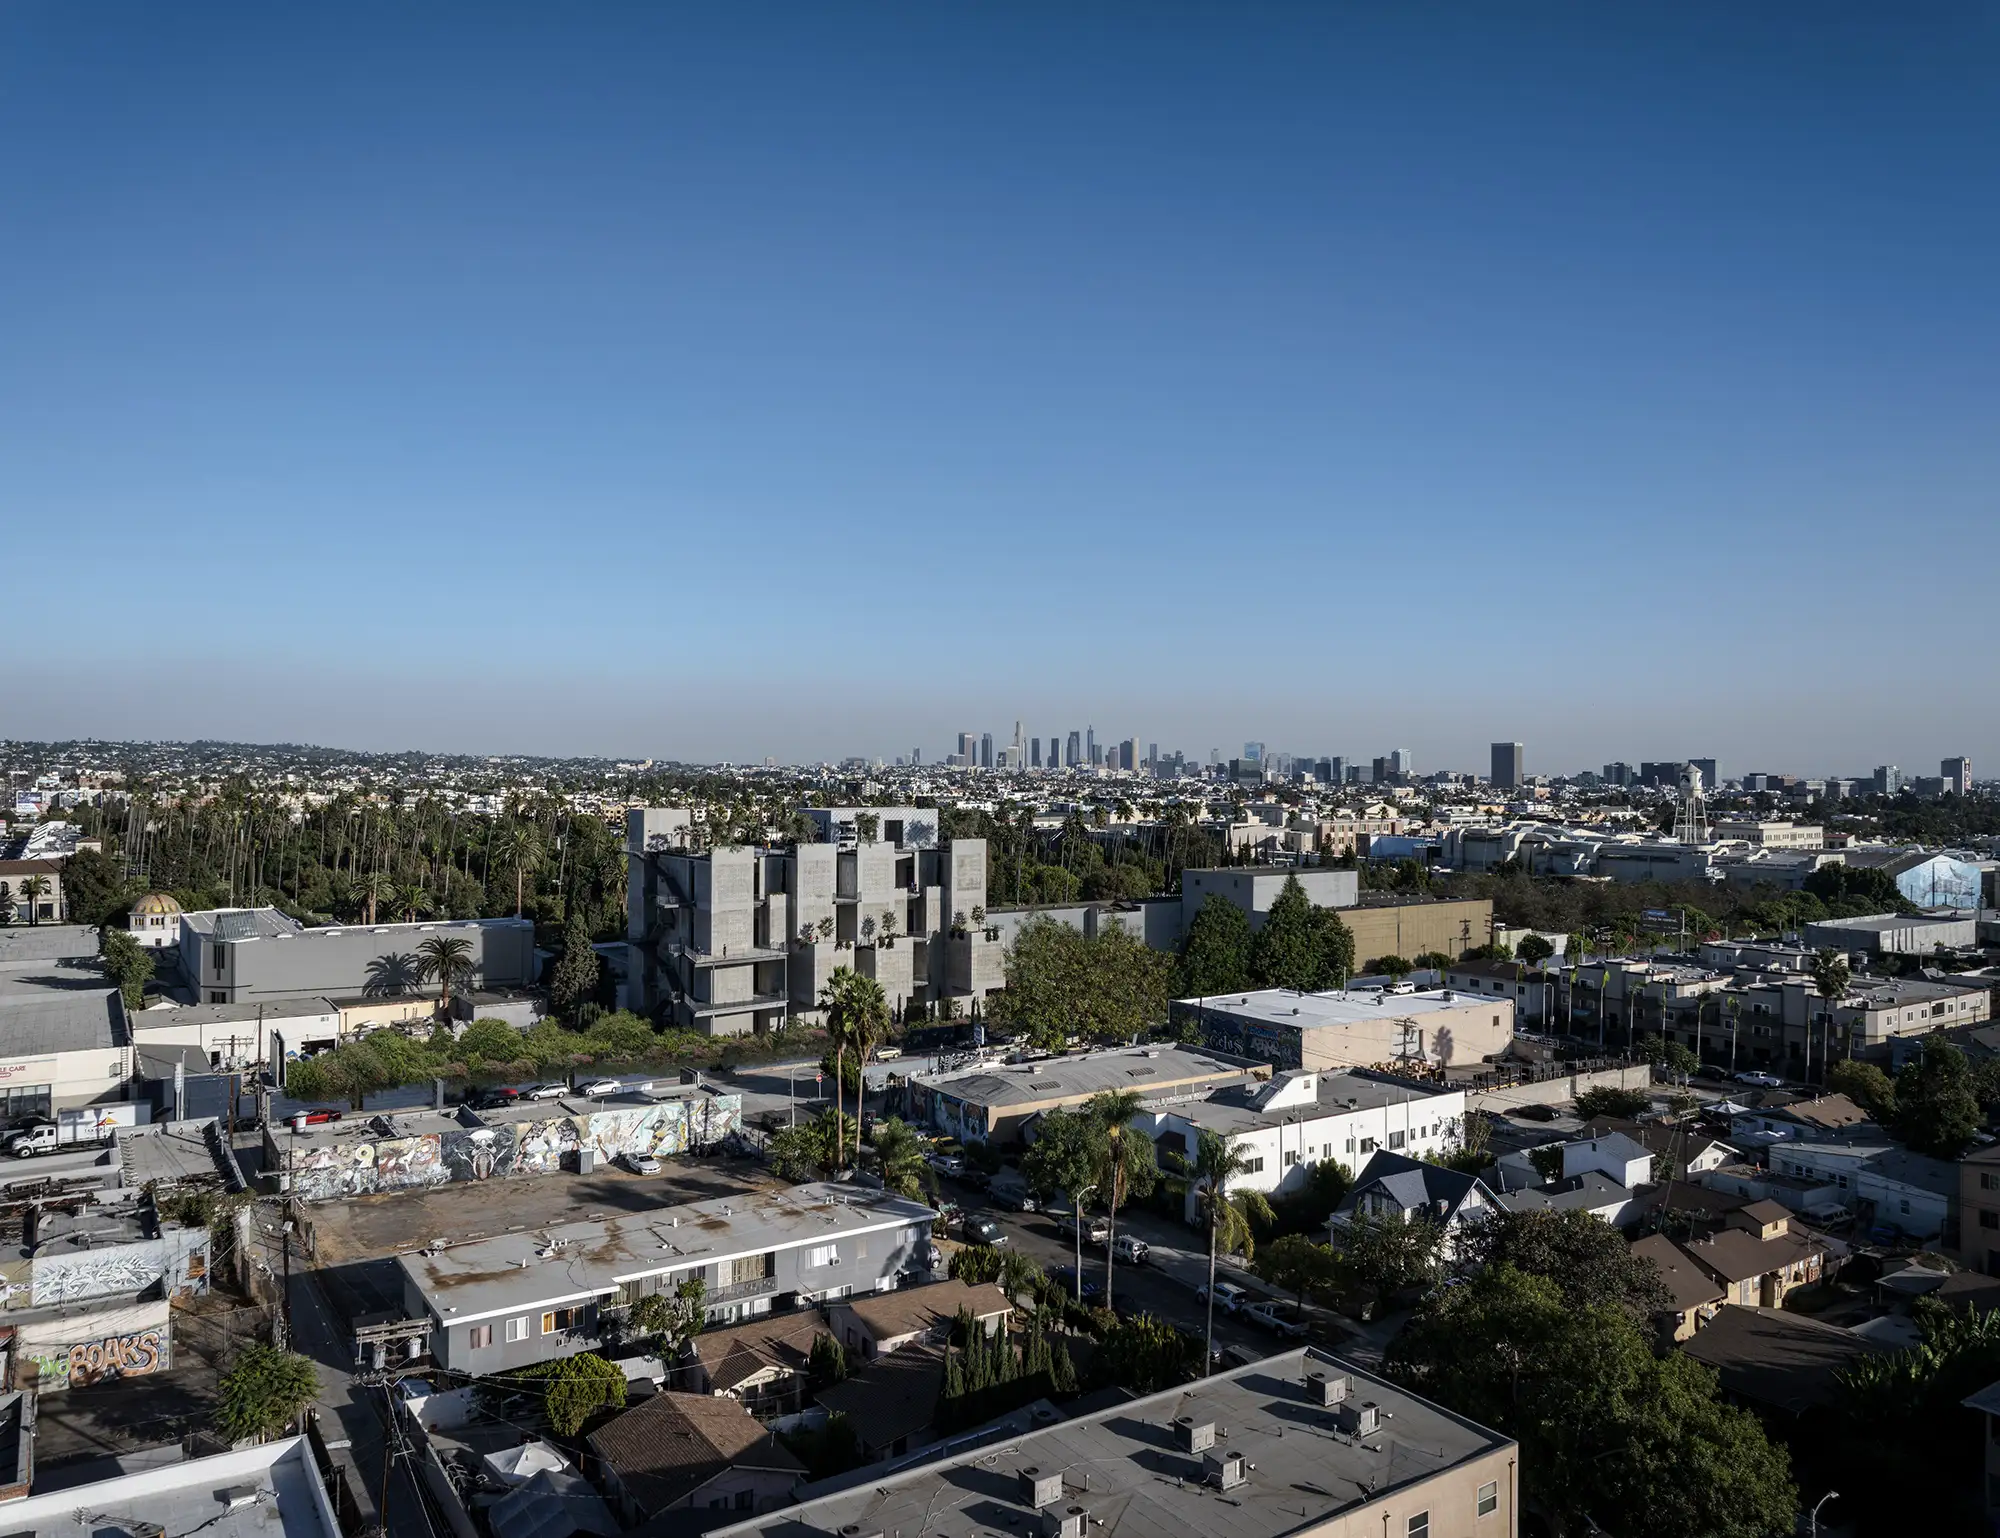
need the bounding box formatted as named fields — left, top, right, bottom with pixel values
left=712, top=1274, right=779, bottom=1304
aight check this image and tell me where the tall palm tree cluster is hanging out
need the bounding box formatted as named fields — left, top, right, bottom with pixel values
left=819, top=967, right=890, bottom=1172
left=78, top=786, right=628, bottom=936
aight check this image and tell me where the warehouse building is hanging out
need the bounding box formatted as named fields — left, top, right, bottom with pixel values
left=1177, top=984, right=1514, bottom=1072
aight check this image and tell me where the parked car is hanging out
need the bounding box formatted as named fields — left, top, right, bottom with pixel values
left=1513, top=1103, right=1557, bottom=1123
left=960, top=1215, right=1008, bottom=1247
left=993, top=1184, right=1039, bottom=1213
left=580, top=1078, right=623, bottom=1097
left=524, top=1083, right=569, bottom=1101
left=295, top=1107, right=344, bottom=1125
left=618, top=1151, right=661, bottom=1175
left=874, top=1045, right=902, bottom=1061
left=929, top=1152, right=966, bottom=1177
left=1221, top=1344, right=1261, bottom=1370
left=1050, top=1265, right=1103, bottom=1303
left=1242, top=1300, right=1310, bottom=1338
left=1735, top=1071, right=1784, bottom=1088
left=1174, top=1322, right=1223, bottom=1369
left=1197, top=1281, right=1249, bottom=1316
left=470, top=1087, right=520, bottom=1111
left=1114, top=1234, right=1149, bottom=1265
left=1060, top=1211, right=1110, bottom=1245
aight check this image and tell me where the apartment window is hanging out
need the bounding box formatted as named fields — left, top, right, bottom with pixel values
left=1359, top=1138, right=1376, bottom=1155
left=1322, top=1144, right=1332, bottom=1159
left=1408, top=1513, right=1430, bottom=1538
left=1983, top=1212, right=1999, bottom=1231
left=1983, top=1173, right=1998, bottom=1192
left=541, top=1307, right=580, bottom=1335
left=505, top=1317, right=529, bottom=1342
left=735, top=1491, right=754, bottom=1511
left=1282, top=1151, right=1299, bottom=1168
left=724, top=1254, right=774, bottom=1286
left=1900, top=1199, right=1911, bottom=1215
left=467, top=1324, right=493, bottom=1350
left=1344, top=1138, right=1356, bottom=1154
left=807, top=1244, right=838, bottom=1268
left=1388, top=1131, right=1406, bottom=1150
left=1240, top=1157, right=1265, bottom=1174
left=213, top=949, right=225, bottom=978
left=209, top=991, right=226, bottom=1004
left=1477, top=1481, right=1499, bottom=1517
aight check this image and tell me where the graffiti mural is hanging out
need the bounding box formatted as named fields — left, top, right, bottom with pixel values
left=375, top=1133, right=447, bottom=1191
left=28, top=1327, right=169, bottom=1391
left=289, top=1095, right=743, bottom=1201
left=33, top=1247, right=164, bottom=1307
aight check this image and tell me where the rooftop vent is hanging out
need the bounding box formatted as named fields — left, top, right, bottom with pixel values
left=218, top=1486, right=260, bottom=1511
left=1174, top=1416, right=1215, bottom=1454
left=1020, top=1467, right=1063, bottom=1509
left=1203, top=1447, right=1248, bottom=1491
left=1309, top=1371, right=1349, bottom=1408
left=1335, top=1399, right=1381, bottom=1437
left=1041, top=1505, right=1088, bottom=1538
left=837, top=1527, right=884, bottom=1538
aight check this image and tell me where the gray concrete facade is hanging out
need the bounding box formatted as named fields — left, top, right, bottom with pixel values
left=177, top=910, right=535, bottom=1008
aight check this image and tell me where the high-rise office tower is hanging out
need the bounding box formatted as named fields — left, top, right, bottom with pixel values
left=1031, top=738, right=1041, bottom=769
left=957, top=732, right=976, bottom=761
left=980, top=733, right=994, bottom=769
left=1119, top=739, right=1137, bottom=771
left=1370, top=756, right=1390, bottom=785
left=1389, top=748, right=1413, bottom=778
left=1086, top=726, right=1097, bottom=764
left=1148, top=742, right=1158, bottom=767
left=1243, top=741, right=1265, bottom=762
left=1491, top=742, right=1525, bottom=789
left=1943, top=756, right=1973, bottom=796
left=1066, top=730, right=1081, bottom=767
left=1874, top=765, right=1901, bottom=795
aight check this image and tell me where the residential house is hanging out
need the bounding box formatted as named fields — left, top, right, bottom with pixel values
left=813, top=1341, right=949, bottom=1462
left=1680, top=1305, right=1885, bottom=1416
left=1582, top=1116, right=1737, bottom=1180
left=1682, top=1203, right=1827, bottom=1308
left=1631, top=1234, right=1725, bottom=1342
left=1961, top=1143, right=2000, bottom=1274
left=1150, top=1068, right=1465, bottom=1225
left=1493, top=1171, right=1637, bottom=1225
left=1331, top=1150, right=1497, bottom=1256
left=904, top=1045, right=1258, bottom=1148
left=685, top=1311, right=829, bottom=1419
left=1727, top=1093, right=1871, bottom=1149
left=586, top=1391, right=804, bottom=1525
left=1766, top=1142, right=1958, bottom=1242
left=827, top=1278, right=1010, bottom=1363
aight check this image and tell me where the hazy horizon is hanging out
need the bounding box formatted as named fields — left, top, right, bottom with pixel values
left=5, top=7, right=1994, bottom=770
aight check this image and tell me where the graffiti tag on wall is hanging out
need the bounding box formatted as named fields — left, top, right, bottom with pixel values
left=29, top=1328, right=168, bottom=1391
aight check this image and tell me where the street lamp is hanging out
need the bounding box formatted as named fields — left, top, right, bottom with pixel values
left=1072, top=1184, right=1098, bottom=1304
left=1808, top=1490, right=1839, bottom=1536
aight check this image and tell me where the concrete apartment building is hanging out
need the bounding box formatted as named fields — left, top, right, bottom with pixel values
left=1711, top=820, right=1825, bottom=850
left=1491, top=741, right=1524, bottom=790
left=625, top=807, right=1001, bottom=1035
left=707, top=1347, right=1517, bottom=1538
left=1179, top=984, right=1514, bottom=1072
left=177, top=908, right=536, bottom=1007
left=1804, top=912, right=1980, bottom=957
left=399, top=1183, right=937, bottom=1374
left=1153, top=1068, right=1466, bottom=1224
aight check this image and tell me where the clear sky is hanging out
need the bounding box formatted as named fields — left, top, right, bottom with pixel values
left=3, top=5, right=1994, bottom=776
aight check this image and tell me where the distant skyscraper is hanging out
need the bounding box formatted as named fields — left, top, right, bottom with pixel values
left=1119, top=739, right=1137, bottom=771
left=1243, top=741, right=1265, bottom=762
left=957, top=731, right=976, bottom=761
left=1148, top=742, right=1158, bottom=767
left=1066, top=730, right=1082, bottom=767
left=980, top=732, right=993, bottom=769
left=1328, top=756, right=1347, bottom=784
left=1874, top=764, right=1901, bottom=795
left=1389, top=748, right=1413, bottom=778
left=1086, top=726, right=1097, bottom=764
left=1490, top=742, right=1524, bottom=790
left=1031, top=737, right=1041, bottom=769
left=912, top=747, right=922, bottom=765
left=1370, top=756, right=1389, bottom=785
left=1943, top=756, right=1973, bottom=796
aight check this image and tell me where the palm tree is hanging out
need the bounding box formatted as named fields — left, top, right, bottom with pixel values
left=1192, top=1131, right=1276, bottom=1373
left=870, top=1117, right=930, bottom=1200
left=1093, top=1090, right=1146, bottom=1313
left=1811, top=949, right=1852, bottom=1081
left=16, top=875, right=50, bottom=926
left=415, top=935, right=475, bottom=1015
left=489, top=822, right=545, bottom=919
left=357, top=870, right=392, bottom=925
left=388, top=881, right=433, bottom=923
left=822, top=968, right=889, bottom=1169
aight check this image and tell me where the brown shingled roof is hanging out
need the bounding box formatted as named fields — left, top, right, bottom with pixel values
left=691, top=1311, right=827, bottom=1395
left=838, top=1279, right=1011, bottom=1342
left=586, top=1391, right=802, bottom=1515
left=1630, top=1234, right=1725, bottom=1314
left=1684, top=1225, right=1822, bottom=1286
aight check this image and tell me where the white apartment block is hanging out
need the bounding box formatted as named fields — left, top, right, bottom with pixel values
left=1151, top=1067, right=1466, bottom=1224
left=626, top=808, right=1004, bottom=1035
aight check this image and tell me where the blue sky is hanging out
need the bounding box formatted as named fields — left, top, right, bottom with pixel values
left=3, top=5, right=1994, bottom=774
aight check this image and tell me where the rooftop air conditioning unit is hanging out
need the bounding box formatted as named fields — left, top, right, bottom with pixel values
left=1173, top=1416, right=1215, bottom=1454
left=1041, top=1505, right=1088, bottom=1538
left=1310, top=1371, right=1349, bottom=1408
left=1203, top=1447, right=1248, bottom=1491
left=1020, top=1467, right=1063, bottom=1509
left=1335, top=1400, right=1381, bottom=1437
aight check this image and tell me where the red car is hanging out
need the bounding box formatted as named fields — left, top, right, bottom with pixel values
left=296, top=1108, right=343, bottom=1126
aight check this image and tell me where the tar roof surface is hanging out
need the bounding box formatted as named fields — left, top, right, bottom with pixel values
left=399, top=1183, right=936, bottom=1321
left=1184, top=986, right=1502, bottom=1029
left=0, top=987, right=123, bottom=1053
left=711, top=1348, right=1511, bottom=1538
left=924, top=1046, right=1254, bottom=1109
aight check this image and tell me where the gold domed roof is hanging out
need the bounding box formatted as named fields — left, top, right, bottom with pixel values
left=131, top=892, right=183, bottom=917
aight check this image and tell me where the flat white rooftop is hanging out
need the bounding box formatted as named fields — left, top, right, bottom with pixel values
left=1180, top=985, right=1495, bottom=1029
left=2, top=1437, right=338, bottom=1538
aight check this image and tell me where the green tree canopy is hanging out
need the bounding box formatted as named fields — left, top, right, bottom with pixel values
left=1330, top=1208, right=1446, bottom=1303
left=1250, top=876, right=1325, bottom=989
left=1457, top=1208, right=1671, bottom=1317
left=518, top=1352, right=627, bottom=1436
left=547, top=909, right=605, bottom=1023
left=1893, top=1038, right=1982, bottom=1158
left=1827, top=1058, right=1898, bottom=1123
left=1515, top=934, right=1556, bottom=966
left=1253, top=1232, right=1339, bottom=1308
left=217, top=1344, right=320, bottom=1443
left=1575, top=1086, right=1652, bottom=1121
left=99, top=926, right=155, bottom=1010
left=989, top=918, right=1172, bottom=1049
left=1177, top=895, right=1252, bottom=996
left=1387, top=1266, right=1794, bottom=1538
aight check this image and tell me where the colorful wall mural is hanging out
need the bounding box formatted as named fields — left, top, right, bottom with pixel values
left=28, top=1227, right=210, bottom=1308
left=17, top=1299, right=173, bottom=1392
left=288, top=1094, right=742, bottom=1202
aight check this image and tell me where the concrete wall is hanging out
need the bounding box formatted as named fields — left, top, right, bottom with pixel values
left=1465, top=1063, right=1653, bottom=1114
left=188, top=917, right=536, bottom=1006
left=1340, top=900, right=1495, bottom=966
left=278, top=1095, right=743, bottom=1202
left=1180, top=869, right=1358, bottom=931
